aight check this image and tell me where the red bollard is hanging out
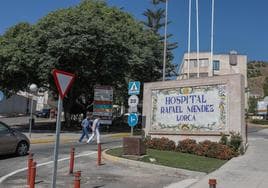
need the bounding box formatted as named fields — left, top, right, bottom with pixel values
left=69, top=147, right=75, bottom=174
left=209, top=179, right=217, bottom=188
left=97, top=143, right=101, bottom=166
left=29, top=161, right=37, bottom=188
left=74, top=171, right=81, bottom=188
left=27, top=153, right=34, bottom=185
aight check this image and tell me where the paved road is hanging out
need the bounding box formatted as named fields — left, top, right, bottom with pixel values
left=0, top=137, right=120, bottom=177
left=0, top=136, right=187, bottom=188
left=1, top=120, right=267, bottom=188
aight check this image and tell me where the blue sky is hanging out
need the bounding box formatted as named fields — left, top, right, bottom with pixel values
left=0, top=0, right=267, bottom=65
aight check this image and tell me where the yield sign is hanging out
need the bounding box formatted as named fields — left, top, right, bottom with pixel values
left=52, top=69, right=75, bottom=99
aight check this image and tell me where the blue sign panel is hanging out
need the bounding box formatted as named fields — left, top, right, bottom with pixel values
left=128, top=113, right=138, bottom=127
left=128, top=81, right=140, bottom=95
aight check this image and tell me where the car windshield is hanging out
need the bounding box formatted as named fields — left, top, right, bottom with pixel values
left=0, top=122, right=9, bottom=134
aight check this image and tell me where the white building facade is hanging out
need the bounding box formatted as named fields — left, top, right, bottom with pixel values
left=178, top=51, right=248, bottom=108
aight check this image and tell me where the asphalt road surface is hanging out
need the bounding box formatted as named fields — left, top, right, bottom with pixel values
left=0, top=137, right=187, bottom=188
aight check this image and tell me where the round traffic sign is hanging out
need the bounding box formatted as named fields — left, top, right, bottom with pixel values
left=128, top=95, right=139, bottom=107
left=128, top=113, right=138, bottom=127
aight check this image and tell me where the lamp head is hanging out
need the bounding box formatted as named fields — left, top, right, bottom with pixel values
left=29, top=84, right=38, bottom=92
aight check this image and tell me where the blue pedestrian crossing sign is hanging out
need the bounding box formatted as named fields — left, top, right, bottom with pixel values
left=128, top=81, right=140, bottom=95
left=128, top=113, right=138, bottom=127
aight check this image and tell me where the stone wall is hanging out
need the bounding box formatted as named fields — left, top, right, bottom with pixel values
left=142, top=74, right=246, bottom=144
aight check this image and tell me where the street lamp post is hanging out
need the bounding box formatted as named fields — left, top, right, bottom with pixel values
left=29, top=84, right=38, bottom=138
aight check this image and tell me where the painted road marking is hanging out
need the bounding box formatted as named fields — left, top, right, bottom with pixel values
left=0, top=151, right=97, bottom=183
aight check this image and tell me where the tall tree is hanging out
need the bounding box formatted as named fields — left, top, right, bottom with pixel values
left=0, top=23, right=40, bottom=95
left=0, top=0, right=168, bottom=125
left=143, top=0, right=178, bottom=79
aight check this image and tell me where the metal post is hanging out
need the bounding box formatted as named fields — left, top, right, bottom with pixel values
left=162, top=0, right=168, bottom=81
left=209, top=179, right=217, bottom=188
left=69, top=147, right=75, bottom=174
left=196, top=0, right=200, bottom=78
left=51, top=97, right=62, bottom=188
left=187, top=0, right=192, bottom=79
left=210, top=0, right=215, bottom=77
left=74, top=171, right=81, bottom=188
left=97, top=143, right=102, bottom=166
left=131, top=127, right=133, bottom=136
left=30, top=161, right=37, bottom=188
left=29, top=95, right=34, bottom=138
left=27, top=152, right=34, bottom=185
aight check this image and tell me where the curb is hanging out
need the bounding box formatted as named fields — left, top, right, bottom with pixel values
left=29, top=132, right=128, bottom=145
left=109, top=133, right=130, bottom=139
left=30, top=137, right=76, bottom=144
left=102, top=148, right=206, bottom=178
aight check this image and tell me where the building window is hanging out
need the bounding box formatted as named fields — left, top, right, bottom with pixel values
left=200, top=59, right=209, bottom=67
left=189, top=59, right=197, bottom=68
left=213, top=60, right=220, bottom=70
left=185, top=59, right=208, bottom=68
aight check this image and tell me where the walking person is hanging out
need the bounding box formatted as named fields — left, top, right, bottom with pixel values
left=87, top=116, right=101, bottom=144
left=79, top=112, right=92, bottom=143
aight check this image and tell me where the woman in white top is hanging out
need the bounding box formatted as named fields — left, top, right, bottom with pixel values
left=87, top=116, right=100, bottom=144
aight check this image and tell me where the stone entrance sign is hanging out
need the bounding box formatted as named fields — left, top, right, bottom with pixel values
left=143, top=74, right=246, bottom=143
left=151, top=84, right=227, bottom=132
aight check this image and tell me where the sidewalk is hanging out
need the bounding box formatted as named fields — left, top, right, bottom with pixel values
left=188, top=128, right=268, bottom=188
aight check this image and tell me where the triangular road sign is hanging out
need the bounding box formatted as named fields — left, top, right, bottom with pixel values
left=52, top=69, right=75, bottom=99
left=130, top=82, right=138, bottom=92
left=128, top=81, right=140, bottom=95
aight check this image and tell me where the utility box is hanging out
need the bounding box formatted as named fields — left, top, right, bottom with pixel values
left=123, top=137, right=146, bottom=156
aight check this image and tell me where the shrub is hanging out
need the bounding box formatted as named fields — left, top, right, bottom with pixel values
left=193, top=144, right=206, bottom=156
left=228, top=132, right=242, bottom=152
left=177, top=139, right=198, bottom=154
left=219, top=133, right=228, bottom=145
left=199, top=140, right=237, bottom=160
left=145, top=137, right=176, bottom=151
left=177, top=139, right=234, bottom=159
left=146, top=137, right=238, bottom=160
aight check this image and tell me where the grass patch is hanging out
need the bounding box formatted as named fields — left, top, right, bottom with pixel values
left=106, top=147, right=227, bottom=173
left=107, top=147, right=124, bottom=156
left=250, top=119, right=268, bottom=125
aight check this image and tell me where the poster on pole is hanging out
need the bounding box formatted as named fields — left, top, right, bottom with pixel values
left=93, top=86, right=113, bottom=125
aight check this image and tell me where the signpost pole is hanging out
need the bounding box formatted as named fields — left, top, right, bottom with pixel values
left=29, top=96, right=34, bottom=138
left=51, top=96, right=62, bottom=188
left=131, top=127, right=133, bottom=137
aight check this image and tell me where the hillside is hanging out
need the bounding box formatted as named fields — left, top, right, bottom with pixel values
left=247, top=61, right=268, bottom=97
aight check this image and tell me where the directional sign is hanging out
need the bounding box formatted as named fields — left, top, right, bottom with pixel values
left=128, top=113, right=138, bottom=127
left=52, top=69, right=75, bottom=99
left=128, top=106, right=138, bottom=113
left=128, top=95, right=139, bottom=107
left=128, top=81, right=140, bottom=95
